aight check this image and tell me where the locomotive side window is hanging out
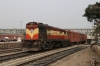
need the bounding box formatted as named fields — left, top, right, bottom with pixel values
left=47, top=30, right=50, bottom=35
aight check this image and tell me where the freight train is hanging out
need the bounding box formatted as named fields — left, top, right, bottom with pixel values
left=22, top=21, right=87, bottom=51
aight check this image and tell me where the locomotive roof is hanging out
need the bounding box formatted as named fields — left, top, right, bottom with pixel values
left=26, top=22, right=86, bottom=35
left=27, top=22, right=66, bottom=31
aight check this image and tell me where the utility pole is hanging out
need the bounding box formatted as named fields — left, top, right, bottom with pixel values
left=20, top=21, right=22, bottom=34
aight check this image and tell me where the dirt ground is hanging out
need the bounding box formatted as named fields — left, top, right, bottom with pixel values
left=49, top=45, right=100, bottom=66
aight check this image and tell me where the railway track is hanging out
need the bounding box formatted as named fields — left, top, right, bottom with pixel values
left=0, top=51, right=35, bottom=63
left=19, top=46, right=87, bottom=66
left=0, top=48, right=22, bottom=54
left=0, top=45, right=89, bottom=66
left=0, top=42, right=21, bottom=50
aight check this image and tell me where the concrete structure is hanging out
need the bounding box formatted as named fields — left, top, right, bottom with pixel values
left=0, top=29, right=25, bottom=34
left=0, top=28, right=94, bottom=35
left=66, top=28, right=94, bottom=34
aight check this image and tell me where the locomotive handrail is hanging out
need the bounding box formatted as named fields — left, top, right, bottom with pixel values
left=40, top=32, right=47, bottom=39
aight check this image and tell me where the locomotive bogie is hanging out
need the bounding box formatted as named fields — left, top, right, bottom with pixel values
left=22, top=40, right=42, bottom=51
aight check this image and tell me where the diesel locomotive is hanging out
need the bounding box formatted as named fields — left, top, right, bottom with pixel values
left=22, top=21, right=87, bottom=51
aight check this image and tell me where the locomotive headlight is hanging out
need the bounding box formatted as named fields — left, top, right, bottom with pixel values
left=34, top=42, right=38, bottom=46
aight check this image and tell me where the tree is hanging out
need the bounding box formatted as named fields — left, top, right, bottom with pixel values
left=83, top=2, right=100, bottom=43
left=83, top=2, right=100, bottom=35
left=83, top=2, right=100, bottom=22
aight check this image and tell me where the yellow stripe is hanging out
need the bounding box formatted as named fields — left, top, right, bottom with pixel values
left=47, top=30, right=67, bottom=36
left=26, top=28, right=39, bottom=38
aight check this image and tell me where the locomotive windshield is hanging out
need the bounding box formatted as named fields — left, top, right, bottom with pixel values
left=26, top=22, right=37, bottom=27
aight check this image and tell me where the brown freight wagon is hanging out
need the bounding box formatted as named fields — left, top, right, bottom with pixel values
left=67, top=30, right=80, bottom=45
left=79, top=33, right=87, bottom=44
left=67, top=30, right=87, bottom=45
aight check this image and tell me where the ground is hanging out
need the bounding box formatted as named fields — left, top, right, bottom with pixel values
left=49, top=45, right=100, bottom=66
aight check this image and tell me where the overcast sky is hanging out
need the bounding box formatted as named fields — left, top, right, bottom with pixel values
left=0, top=0, right=99, bottom=29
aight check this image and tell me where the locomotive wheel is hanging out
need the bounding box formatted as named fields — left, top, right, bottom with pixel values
left=71, top=43, right=73, bottom=46
left=43, top=43, right=50, bottom=50
left=42, top=42, right=54, bottom=50
left=48, top=42, right=54, bottom=49
left=67, top=41, right=71, bottom=46
left=62, top=42, right=67, bottom=47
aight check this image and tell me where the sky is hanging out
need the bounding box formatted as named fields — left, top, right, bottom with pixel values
left=0, top=0, right=100, bottom=29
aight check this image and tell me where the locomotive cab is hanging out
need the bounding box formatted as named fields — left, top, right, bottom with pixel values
left=22, top=22, right=47, bottom=51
